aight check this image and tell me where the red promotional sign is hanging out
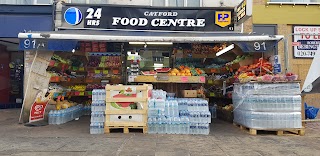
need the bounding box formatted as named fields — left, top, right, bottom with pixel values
left=29, top=102, right=48, bottom=122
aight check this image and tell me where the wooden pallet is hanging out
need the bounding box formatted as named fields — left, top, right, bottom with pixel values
left=233, top=123, right=305, bottom=136
left=105, top=126, right=147, bottom=134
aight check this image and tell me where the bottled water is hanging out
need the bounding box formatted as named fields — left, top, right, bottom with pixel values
left=148, top=117, right=153, bottom=134
left=147, top=98, right=210, bottom=135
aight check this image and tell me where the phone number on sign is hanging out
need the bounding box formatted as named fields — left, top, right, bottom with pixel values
left=295, top=51, right=316, bottom=57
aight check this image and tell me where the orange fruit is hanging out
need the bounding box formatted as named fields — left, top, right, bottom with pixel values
left=171, top=73, right=177, bottom=76
left=181, top=73, right=186, bottom=76
left=177, top=73, right=181, bottom=76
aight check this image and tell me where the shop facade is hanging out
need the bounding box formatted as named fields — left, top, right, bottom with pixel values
left=0, top=4, right=54, bottom=109
left=18, top=2, right=305, bottom=136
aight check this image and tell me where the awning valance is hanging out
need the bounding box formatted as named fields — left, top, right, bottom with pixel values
left=18, top=30, right=284, bottom=43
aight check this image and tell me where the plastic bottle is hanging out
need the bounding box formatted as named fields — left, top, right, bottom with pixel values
left=48, top=110, right=53, bottom=124
left=167, top=117, right=172, bottom=134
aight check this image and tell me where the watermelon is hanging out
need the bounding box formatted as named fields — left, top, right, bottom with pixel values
left=113, top=93, right=137, bottom=107
left=156, top=68, right=171, bottom=73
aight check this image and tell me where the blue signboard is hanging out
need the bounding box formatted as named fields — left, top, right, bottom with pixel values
left=19, top=38, right=78, bottom=51
left=0, top=15, right=53, bottom=38
left=235, top=40, right=277, bottom=53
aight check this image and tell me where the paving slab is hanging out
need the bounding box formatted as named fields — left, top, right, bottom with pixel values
left=1, top=109, right=320, bottom=156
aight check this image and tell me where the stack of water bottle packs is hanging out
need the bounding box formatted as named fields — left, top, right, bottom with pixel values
left=90, top=89, right=106, bottom=134
left=49, top=104, right=84, bottom=125
left=232, top=82, right=302, bottom=129
left=148, top=90, right=211, bottom=135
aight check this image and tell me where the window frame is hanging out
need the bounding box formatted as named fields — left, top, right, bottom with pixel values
left=151, top=0, right=203, bottom=7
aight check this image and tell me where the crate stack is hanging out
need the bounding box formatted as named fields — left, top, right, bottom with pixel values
left=104, top=84, right=149, bottom=133
left=232, top=82, right=304, bottom=135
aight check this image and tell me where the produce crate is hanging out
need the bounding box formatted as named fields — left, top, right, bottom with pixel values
left=50, top=76, right=60, bottom=82
left=104, top=84, right=150, bottom=134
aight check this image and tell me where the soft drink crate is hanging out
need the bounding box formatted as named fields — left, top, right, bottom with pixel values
left=233, top=109, right=302, bottom=129
left=232, top=95, right=301, bottom=112
left=233, top=82, right=301, bottom=95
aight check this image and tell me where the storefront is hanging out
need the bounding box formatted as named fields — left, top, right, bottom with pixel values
left=17, top=3, right=304, bottom=136
left=0, top=4, right=54, bottom=109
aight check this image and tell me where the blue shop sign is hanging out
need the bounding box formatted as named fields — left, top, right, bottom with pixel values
left=0, top=15, right=53, bottom=38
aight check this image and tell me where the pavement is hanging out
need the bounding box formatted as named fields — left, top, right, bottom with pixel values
left=1, top=109, right=320, bottom=156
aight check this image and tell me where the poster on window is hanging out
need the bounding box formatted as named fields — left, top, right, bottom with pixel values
left=293, top=26, right=320, bottom=58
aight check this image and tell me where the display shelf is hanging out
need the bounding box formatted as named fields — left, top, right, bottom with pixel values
left=87, top=67, right=122, bottom=70
left=204, top=63, right=239, bottom=74
left=52, top=91, right=92, bottom=98
left=88, top=52, right=121, bottom=56
left=133, top=75, right=206, bottom=83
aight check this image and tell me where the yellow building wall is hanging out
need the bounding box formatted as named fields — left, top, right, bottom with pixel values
left=250, top=2, right=320, bottom=108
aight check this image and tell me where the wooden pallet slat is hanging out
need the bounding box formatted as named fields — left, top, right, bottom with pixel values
left=105, top=110, right=147, bottom=115
left=233, top=123, right=305, bottom=136
left=104, top=126, right=147, bottom=134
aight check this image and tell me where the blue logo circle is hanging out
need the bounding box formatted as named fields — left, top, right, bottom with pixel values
left=64, top=7, right=82, bottom=25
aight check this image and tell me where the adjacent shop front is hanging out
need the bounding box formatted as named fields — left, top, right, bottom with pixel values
left=17, top=3, right=304, bottom=136
left=0, top=5, right=54, bottom=109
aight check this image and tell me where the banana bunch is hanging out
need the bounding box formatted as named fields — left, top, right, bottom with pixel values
left=69, top=85, right=86, bottom=91
left=239, top=73, right=249, bottom=79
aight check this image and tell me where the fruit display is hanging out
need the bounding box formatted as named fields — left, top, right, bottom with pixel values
left=156, top=68, right=171, bottom=73
left=56, top=97, right=77, bottom=110
left=141, top=71, right=157, bottom=76
left=182, top=43, right=226, bottom=55
left=80, top=41, right=107, bottom=52
left=69, top=85, right=87, bottom=92
left=86, top=84, right=105, bottom=90
left=51, top=54, right=70, bottom=64
left=88, top=56, right=121, bottom=68
left=168, top=66, right=206, bottom=76
left=235, top=58, right=273, bottom=78
left=226, top=54, right=252, bottom=66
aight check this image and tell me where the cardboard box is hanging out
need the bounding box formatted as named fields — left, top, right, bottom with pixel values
left=181, top=90, right=197, bottom=98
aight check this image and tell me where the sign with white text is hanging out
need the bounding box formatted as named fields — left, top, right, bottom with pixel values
left=293, top=26, right=320, bottom=58
left=61, top=5, right=234, bottom=32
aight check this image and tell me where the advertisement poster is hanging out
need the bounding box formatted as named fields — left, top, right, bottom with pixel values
left=29, top=89, right=51, bottom=122
left=293, top=26, right=320, bottom=58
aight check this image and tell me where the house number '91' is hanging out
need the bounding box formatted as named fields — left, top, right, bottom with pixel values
left=254, top=42, right=266, bottom=51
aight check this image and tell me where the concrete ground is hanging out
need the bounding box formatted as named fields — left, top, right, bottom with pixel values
left=1, top=109, right=320, bottom=156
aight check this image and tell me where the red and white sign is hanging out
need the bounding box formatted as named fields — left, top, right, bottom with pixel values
left=29, top=102, right=48, bottom=122
left=293, top=26, right=320, bottom=58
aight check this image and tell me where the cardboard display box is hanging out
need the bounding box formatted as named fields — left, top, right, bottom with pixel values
left=181, top=90, right=197, bottom=98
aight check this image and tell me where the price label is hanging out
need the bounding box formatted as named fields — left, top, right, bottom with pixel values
left=103, top=70, right=108, bottom=74
left=79, top=92, right=85, bottom=96
left=79, top=67, right=85, bottom=71
left=95, top=70, right=101, bottom=74
left=156, top=75, right=169, bottom=81
left=210, top=69, right=217, bottom=73
left=210, top=92, right=215, bottom=97
left=200, top=76, right=205, bottom=83
left=208, top=80, right=213, bottom=84
left=181, top=76, right=188, bottom=82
